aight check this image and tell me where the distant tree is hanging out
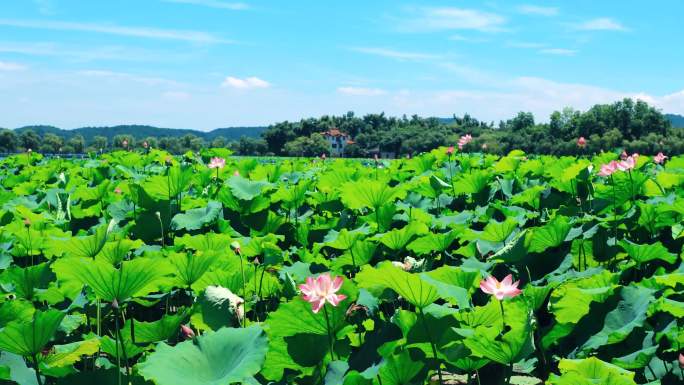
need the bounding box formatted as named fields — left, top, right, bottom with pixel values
left=113, top=135, right=134, bottom=149
left=0, top=129, right=18, bottom=152
left=40, top=133, right=63, bottom=153
left=284, top=133, right=328, bottom=157
left=68, top=135, right=86, bottom=153
left=507, top=112, right=535, bottom=131
left=141, top=136, right=158, bottom=149
left=90, top=136, right=108, bottom=152
left=20, top=130, right=41, bottom=151
left=211, top=136, right=227, bottom=148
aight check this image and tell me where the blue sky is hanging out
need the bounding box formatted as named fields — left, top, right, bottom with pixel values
left=1, top=0, right=683, bottom=130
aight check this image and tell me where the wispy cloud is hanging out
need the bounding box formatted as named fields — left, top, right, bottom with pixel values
left=397, top=7, right=506, bottom=33
left=507, top=41, right=546, bottom=49
left=574, top=18, right=627, bottom=31
left=161, top=0, right=249, bottom=10
left=517, top=5, right=558, bottom=16
left=0, top=61, right=27, bottom=71
left=221, top=76, right=270, bottom=89
left=349, top=47, right=440, bottom=61
left=539, top=48, right=577, bottom=56
left=0, top=19, right=232, bottom=43
left=337, top=86, right=387, bottom=96
left=0, top=41, right=189, bottom=62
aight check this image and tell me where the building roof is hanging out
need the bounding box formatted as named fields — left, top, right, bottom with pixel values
left=322, top=128, right=349, bottom=138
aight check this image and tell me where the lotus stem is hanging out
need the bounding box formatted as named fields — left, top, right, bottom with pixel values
left=499, top=300, right=506, bottom=333
left=31, top=354, right=43, bottom=385
left=418, top=307, right=443, bottom=385
left=238, top=251, right=246, bottom=327
left=323, top=305, right=336, bottom=361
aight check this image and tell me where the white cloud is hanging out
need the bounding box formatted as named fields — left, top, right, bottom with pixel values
left=398, top=7, right=506, bottom=32
left=337, top=86, right=387, bottom=96
left=517, top=5, right=558, bottom=16
left=221, top=76, right=270, bottom=89
left=349, top=47, right=440, bottom=61
left=0, top=61, right=26, bottom=71
left=0, top=19, right=232, bottom=43
left=507, top=41, right=546, bottom=49
left=539, top=48, right=577, bottom=56
left=161, top=0, right=249, bottom=10
left=0, top=41, right=188, bottom=62
left=574, top=18, right=627, bottom=31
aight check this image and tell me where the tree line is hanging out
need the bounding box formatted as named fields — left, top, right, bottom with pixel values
left=1, top=98, right=681, bottom=156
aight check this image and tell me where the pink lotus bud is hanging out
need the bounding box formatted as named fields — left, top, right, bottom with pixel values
left=180, top=324, right=195, bottom=339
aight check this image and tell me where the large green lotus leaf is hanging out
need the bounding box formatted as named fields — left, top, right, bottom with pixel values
left=144, top=166, right=194, bottom=201
left=526, top=215, right=574, bottom=253
left=168, top=252, right=216, bottom=287
left=0, top=309, right=65, bottom=356
left=265, top=296, right=348, bottom=338
left=463, top=298, right=534, bottom=364
left=611, top=346, right=657, bottom=370
left=52, top=257, right=171, bottom=302
left=0, top=299, right=35, bottom=327
left=356, top=261, right=439, bottom=309
left=648, top=297, right=684, bottom=317
left=191, top=257, right=253, bottom=294
left=340, top=180, right=405, bottom=210
left=170, top=201, right=222, bottom=231
left=137, top=325, right=268, bottom=385
left=407, top=230, right=458, bottom=255
left=50, top=221, right=111, bottom=259
left=0, top=352, right=38, bottom=385
left=96, top=238, right=144, bottom=265
left=578, top=285, right=655, bottom=354
left=547, top=357, right=637, bottom=385
left=175, top=232, right=232, bottom=254
left=377, top=222, right=429, bottom=251
left=549, top=269, right=617, bottom=325
left=123, top=311, right=188, bottom=344
left=454, top=170, right=491, bottom=195
left=324, top=227, right=369, bottom=250
left=473, top=218, right=518, bottom=244
left=618, top=240, right=677, bottom=264
left=377, top=350, right=424, bottom=385
left=40, top=338, right=99, bottom=369
left=1, top=263, right=54, bottom=301
left=227, top=175, right=272, bottom=201
left=420, top=266, right=479, bottom=308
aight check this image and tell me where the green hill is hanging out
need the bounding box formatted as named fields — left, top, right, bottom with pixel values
left=666, top=114, right=684, bottom=128
left=14, top=124, right=266, bottom=142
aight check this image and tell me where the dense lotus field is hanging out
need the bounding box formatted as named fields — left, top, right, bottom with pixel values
left=0, top=147, right=683, bottom=385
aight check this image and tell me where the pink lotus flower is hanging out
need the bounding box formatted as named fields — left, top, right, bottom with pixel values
left=621, top=150, right=629, bottom=160
left=299, top=273, right=347, bottom=313
left=654, top=152, right=667, bottom=164
left=374, top=153, right=379, bottom=161
left=233, top=170, right=240, bottom=177
left=122, top=140, right=128, bottom=148
left=208, top=157, right=225, bottom=169
left=321, top=153, right=326, bottom=160
left=446, top=145, right=455, bottom=156
left=481, top=143, right=488, bottom=150
left=598, top=160, right=619, bottom=177
left=180, top=324, right=195, bottom=339
left=458, top=134, right=473, bottom=150
left=480, top=274, right=522, bottom=300
left=143, top=141, right=149, bottom=149
left=617, top=155, right=636, bottom=171
left=114, top=187, right=122, bottom=195
left=577, top=136, right=586, bottom=148
left=23, top=218, right=31, bottom=227
left=679, top=353, right=684, bottom=369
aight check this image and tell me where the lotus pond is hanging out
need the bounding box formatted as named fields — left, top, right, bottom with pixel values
left=0, top=148, right=682, bottom=385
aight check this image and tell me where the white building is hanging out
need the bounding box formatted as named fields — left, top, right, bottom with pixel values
left=322, top=129, right=354, bottom=156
